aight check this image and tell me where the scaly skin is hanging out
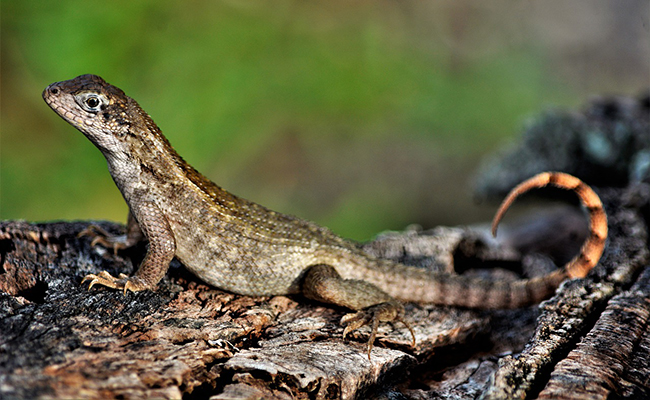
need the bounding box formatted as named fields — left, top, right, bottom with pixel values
left=43, top=75, right=608, bottom=358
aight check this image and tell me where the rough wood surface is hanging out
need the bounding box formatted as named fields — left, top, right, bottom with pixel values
left=2, top=93, right=649, bottom=399
left=2, top=182, right=648, bottom=400
left=538, top=267, right=650, bottom=400
left=0, top=221, right=509, bottom=399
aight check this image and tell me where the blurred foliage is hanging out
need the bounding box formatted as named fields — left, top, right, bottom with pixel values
left=1, top=0, right=648, bottom=240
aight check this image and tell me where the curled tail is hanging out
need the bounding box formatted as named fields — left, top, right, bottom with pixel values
left=491, top=171, right=608, bottom=280
left=426, top=172, right=607, bottom=309
left=378, top=172, right=608, bottom=309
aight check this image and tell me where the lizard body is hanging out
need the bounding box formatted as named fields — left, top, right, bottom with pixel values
left=43, top=75, right=607, bottom=355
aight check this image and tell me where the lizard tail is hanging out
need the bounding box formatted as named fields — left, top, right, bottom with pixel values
left=403, top=172, right=607, bottom=308
left=380, top=172, right=609, bottom=308
left=491, top=171, right=608, bottom=279
left=385, top=172, right=607, bottom=308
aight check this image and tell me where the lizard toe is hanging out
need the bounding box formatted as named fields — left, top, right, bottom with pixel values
left=81, top=271, right=148, bottom=293
left=341, top=301, right=410, bottom=359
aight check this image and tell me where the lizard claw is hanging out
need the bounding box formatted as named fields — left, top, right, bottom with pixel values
left=81, top=271, right=147, bottom=293
left=79, top=225, right=129, bottom=255
left=341, top=302, right=415, bottom=360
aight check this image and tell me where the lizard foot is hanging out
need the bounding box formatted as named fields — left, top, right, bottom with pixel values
left=341, top=302, right=416, bottom=360
left=81, top=271, right=148, bottom=294
left=78, top=225, right=130, bottom=255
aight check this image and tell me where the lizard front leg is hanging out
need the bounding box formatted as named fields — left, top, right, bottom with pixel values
left=302, top=264, right=415, bottom=359
left=82, top=201, right=176, bottom=293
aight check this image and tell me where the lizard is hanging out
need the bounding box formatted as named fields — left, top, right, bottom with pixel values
left=43, top=74, right=608, bottom=357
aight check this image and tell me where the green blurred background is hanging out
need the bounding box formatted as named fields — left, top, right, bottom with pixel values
left=2, top=0, right=649, bottom=241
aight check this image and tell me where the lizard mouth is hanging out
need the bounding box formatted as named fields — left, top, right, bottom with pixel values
left=42, top=83, right=89, bottom=131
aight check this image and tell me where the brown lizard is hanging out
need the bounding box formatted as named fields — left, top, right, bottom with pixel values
left=43, top=74, right=608, bottom=357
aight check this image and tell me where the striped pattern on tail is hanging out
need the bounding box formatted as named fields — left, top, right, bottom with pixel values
left=373, top=172, right=607, bottom=309
left=491, top=172, right=608, bottom=279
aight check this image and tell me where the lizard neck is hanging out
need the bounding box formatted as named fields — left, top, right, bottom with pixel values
left=106, top=104, right=240, bottom=213
left=101, top=104, right=190, bottom=203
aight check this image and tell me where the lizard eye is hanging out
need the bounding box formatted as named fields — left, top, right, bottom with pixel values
left=86, top=97, right=100, bottom=108
left=75, top=92, right=108, bottom=113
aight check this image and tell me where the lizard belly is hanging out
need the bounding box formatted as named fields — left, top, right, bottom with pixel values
left=177, top=246, right=318, bottom=296
left=158, top=190, right=380, bottom=297
left=172, top=224, right=371, bottom=297
left=172, top=227, right=314, bottom=296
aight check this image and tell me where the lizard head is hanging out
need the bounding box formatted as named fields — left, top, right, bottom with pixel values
left=43, top=74, right=154, bottom=155
left=44, top=74, right=193, bottom=191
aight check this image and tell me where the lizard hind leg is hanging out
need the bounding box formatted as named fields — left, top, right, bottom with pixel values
left=302, top=264, right=415, bottom=359
left=78, top=212, right=145, bottom=255
left=78, top=225, right=132, bottom=255
left=341, top=303, right=416, bottom=359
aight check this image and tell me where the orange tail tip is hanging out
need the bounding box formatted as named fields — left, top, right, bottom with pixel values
left=490, top=172, right=607, bottom=279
